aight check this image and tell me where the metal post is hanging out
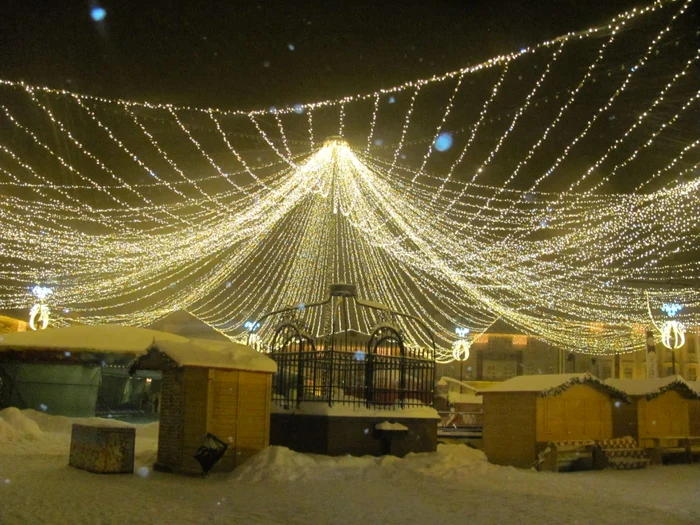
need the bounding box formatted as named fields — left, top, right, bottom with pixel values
left=672, top=349, right=676, bottom=376
left=296, top=337, right=305, bottom=408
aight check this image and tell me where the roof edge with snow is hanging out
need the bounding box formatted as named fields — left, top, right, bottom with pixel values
left=605, top=376, right=700, bottom=400
left=479, top=373, right=630, bottom=402
left=129, top=340, right=277, bottom=374
left=539, top=374, right=630, bottom=402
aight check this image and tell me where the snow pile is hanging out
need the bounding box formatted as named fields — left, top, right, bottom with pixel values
left=399, top=443, right=495, bottom=479
left=0, top=407, right=42, bottom=441
left=231, top=446, right=373, bottom=482
left=232, top=444, right=492, bottom=483
left=0, top=407, right=159, bottom=442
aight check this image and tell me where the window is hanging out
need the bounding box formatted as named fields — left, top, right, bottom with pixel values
left=687, top=367, right=698, bottom=381
left=501, top=364, right=516, bottom=380
left=484, top=365, right=497, bottom=380
left=624, top=367, right=633, bottom=379
left=602, top=365, right=612, bottom=379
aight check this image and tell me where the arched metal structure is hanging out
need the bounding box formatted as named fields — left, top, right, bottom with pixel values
left=251, top=284, right=435, bottom=410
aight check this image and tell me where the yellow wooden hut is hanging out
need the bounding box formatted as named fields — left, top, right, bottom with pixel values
left=130, top=338, right=277, bottom=475
left=0, top=314, right=28, bottom=333
left=480, top=373, right=629, bottom=468
left=690, top=381, right=700, bottom=437
left=605, top=376, right=700, bottom=451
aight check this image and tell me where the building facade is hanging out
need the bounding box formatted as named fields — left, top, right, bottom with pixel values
left=438, top=329, right=700, bottom=383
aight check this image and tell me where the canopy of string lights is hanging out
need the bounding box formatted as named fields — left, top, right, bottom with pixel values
left=0, top=0, right=697, bottom=359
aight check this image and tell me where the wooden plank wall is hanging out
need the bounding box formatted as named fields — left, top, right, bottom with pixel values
left=204, top=369, right=272, bottom=472
left=234, top=372, right=272, bottom=466
left=158, top=366, right=272, bottom=474
left=638, top=390, right=689, bottom=444
left=180, top=367, right=209, bottom=474
left=207, top=369, right=240, bottom=472
left=483, top=392, right=537, bottom=468
left=612, top=398, right=638, bottom=439
left=536, top=384, right=612, bottom=442
left=689, top=400, right=700, bottom=437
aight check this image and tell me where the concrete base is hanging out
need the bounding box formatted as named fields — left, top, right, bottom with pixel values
left=270, top=413, right=438, bottom=457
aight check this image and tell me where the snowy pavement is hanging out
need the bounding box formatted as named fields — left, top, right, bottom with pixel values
left=2, top=408, right=700, bottom=525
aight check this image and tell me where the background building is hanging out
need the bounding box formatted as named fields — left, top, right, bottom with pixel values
left=438, top=321, right=700, bottom=384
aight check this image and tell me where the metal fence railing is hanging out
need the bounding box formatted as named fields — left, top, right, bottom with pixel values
left=270, top=349, right=434, bottom=410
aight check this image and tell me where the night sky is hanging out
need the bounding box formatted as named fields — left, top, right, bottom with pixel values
left=1, top=0, right=646, bottom=110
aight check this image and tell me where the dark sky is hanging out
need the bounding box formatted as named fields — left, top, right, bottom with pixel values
left=1, top=0, right=646, bottom=111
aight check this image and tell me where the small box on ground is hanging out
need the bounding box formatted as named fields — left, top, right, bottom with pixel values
left=69, top=424, right=135, bottom=474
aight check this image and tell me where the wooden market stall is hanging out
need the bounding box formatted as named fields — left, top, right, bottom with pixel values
left=605, top=376, right=700, bottom=460
left=690, top=381, right=700, bottom=437
left=480, top=373, right=629, bottom=469
left=0, top=325, right=187, bottom=417
left=130, top=339, right=277, bottom=475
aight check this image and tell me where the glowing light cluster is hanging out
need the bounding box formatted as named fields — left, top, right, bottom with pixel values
left=28, top=285, right=52, bottom=330
left=0, top=0, right=697, bottom=358
left=660, top=320, right=686, bottom=349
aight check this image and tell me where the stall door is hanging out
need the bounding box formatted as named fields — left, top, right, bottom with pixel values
left=638, top=391, right=688, bottom=439
left=537, top=384, right=612, bottom=442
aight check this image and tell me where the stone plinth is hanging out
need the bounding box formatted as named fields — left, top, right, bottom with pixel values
left=69, top=424, right=135, bottom=474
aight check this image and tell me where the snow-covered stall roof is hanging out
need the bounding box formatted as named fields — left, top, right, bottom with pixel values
left=131, top=338, right=277, bottom=374
left=479, top=373, right=629, bottom=401
left=0, top=324, right=277, bottom=373
left=437, top=376, right=479, bottom=393
left=605, top=376, right=700, bottom=400
left=0, top=325, right=188, bottom=353
left=441, top=391, right=483, bottom=405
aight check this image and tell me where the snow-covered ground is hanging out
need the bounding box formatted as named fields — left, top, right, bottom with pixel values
left=2, top=408, right=700, bottom=525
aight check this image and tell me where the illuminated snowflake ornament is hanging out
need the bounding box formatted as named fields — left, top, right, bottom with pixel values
left=452, top=339, right=471, bottom=361
left=29, top=285, right=53, bottom=330
left=661, top=303, right=683, bottom=317
left=658, top=303, right=685, bottom=350
left=455, top=327, right=470, bottom=338
left=660, top=320, right=685, bottom=350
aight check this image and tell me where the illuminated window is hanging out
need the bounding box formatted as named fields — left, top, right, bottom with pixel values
left=512, top=335, right=528, bottom=346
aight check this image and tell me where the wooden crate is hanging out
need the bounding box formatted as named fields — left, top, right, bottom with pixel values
left=69, top=424, right=135, bottom=474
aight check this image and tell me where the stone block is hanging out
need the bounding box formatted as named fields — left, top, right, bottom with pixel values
left=69, top=424, right=135, bottom=474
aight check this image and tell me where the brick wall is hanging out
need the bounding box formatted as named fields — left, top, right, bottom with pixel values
left=155, top=369, right=183, bottom=472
